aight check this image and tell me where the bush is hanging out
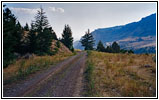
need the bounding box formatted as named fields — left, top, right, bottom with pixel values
left=56, top=41, right=61, bottom=48
left=87, top=50, right=92, bottom=57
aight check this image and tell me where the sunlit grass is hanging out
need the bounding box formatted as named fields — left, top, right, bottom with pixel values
left=87, top=51, right=156, bottom=97
left=3, top=52, right=73, bottom=84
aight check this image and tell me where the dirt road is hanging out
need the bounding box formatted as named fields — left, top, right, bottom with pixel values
left=3, top=52, right=87, bottom=97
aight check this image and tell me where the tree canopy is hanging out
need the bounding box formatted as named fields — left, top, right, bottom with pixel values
left=29, top=7, right=55, bottom=55
left=3, top=6, right=60, bottom=68
left=3, top=6, right=24, bottom=67
left=80, top=29, right=95, bottom=50
left=61, top=24, right=74, bottom=52
left=97, top=40, right=105, bottom=52
left=112, top=41, right=120, bottom=53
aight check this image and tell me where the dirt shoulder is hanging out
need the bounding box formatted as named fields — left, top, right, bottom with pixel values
left=3, top=52, right=87, bottom=97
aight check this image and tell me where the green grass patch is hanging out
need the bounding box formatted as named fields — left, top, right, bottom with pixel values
left=84, top=61, right=96, bottom=96
left=84, top=50, right=98, bottom=96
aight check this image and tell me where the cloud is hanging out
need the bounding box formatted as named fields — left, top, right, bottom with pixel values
left=49, top=7, right=64, bottom=13
left=10, top=7, right=39, bottom=14
left=9, top=7, right=64, bottom=14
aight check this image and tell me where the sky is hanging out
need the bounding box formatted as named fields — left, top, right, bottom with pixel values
left=4, top=2, right=157, bottom=41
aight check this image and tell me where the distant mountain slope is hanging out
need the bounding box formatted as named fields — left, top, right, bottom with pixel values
left=74, top=13, right=156, bottom=54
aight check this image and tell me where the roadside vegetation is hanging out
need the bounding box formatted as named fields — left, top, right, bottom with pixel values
left=84, top=51, right=96, bottom=96
left=3, top=52, right=73, bottom=85
left=3, top=5, right=74, bottom=68
left=86, top=51, right=156, bottom=97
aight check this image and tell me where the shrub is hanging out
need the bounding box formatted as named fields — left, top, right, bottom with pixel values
left=56, top=41, right=61, bottom=48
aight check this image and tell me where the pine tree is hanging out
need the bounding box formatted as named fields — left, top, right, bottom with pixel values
left=36, top=28, right=54, bottom=55
left=24, top=23, right=29, bottom=31
left=128, top=50, right=134, bottom=54
left=80, top=29, right=95, bottom=50
left=97, top=40, right=105, bottom=52
left=105, top=46, right=113, bottom=53
left=32, top=7, right=49, bottom=32
left=48, top=27, right=58, bottom=40
left=61, top=24, right=74, bottom=52
left=14, top=21, right=24, bottom=54
left=27, top=23, right=37, bottom=53
left=31, top=7, right=54, bottom=55
left=3, top=6, right=23, bottom=67
left=112, top=41, right=120, bottom=53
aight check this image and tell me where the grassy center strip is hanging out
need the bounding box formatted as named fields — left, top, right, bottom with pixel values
left=84, top=50, right=97, bottom=97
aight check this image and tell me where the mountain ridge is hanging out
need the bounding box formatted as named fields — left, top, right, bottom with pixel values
left=74, top=13, right=156, bottom=53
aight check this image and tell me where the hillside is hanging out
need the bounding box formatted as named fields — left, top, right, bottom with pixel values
left=51, top=40, right=72, bottom=54
left=74, top=13, right=156, bottom=53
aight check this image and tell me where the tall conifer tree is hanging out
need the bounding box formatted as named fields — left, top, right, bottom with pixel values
left=80, top=29, right=95, bottom=50
left=112, top=41, right=120, bottom=53
left=3, top=6, right=23, bottom=67
left=61, top=24, right=74, bottom=52
left=97, top=40, right=105, bottom=52
left=30, top=7, right=55, bottom=55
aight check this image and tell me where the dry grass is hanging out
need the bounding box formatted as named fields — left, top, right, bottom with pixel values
left=87, top=51, right=156, bottom=97
left=3, top=52, right=73, bottom=84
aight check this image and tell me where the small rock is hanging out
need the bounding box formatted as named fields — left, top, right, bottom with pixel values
left=14, top=52, right=21, bottom=59
left=22, top=53, right=33, bottom=59
left=144, top=64, right=152, bottom=68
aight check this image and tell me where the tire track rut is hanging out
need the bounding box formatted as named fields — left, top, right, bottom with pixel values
left=3, top=52, right=87, bottom=97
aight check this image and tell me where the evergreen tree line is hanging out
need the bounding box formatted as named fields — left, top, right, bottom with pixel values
left=96, top=41, right=134, bottom=53
left=3, top=6, right=74, bottom=68
left=80, top=29, right=134, bottom=53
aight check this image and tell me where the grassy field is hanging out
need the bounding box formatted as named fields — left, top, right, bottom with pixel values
left=3, top=52, right=74, bottom=85
left=86, top=51, right=156, bottom=97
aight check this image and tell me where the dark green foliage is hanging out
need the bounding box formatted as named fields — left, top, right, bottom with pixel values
left=104, top=42, right=134, bottom=54
left=32, top=7, right=49, bottom=32
left=61, top=24, right=74, bottom=52
left=56, top=41, right=61, bottom=48
left=128, top=50, right=134, bottom=54
left=3, top=6, right=60, bottom=67
left=27, top=25, right=37, bottom=53
left=3, top=6, right=23, bottom=67
left=105, top=46, right=113, bottom=53
left=105, top=42, right=120, bottom=53
left=112, top=41, right=120, bottom=53
left=54, top=48, right=59, bottom=54
left=96, top=40, right=105, bottom=52
left=120, top=49, right=134, bottom=54
left=49, top=27, right=58, bottom=40
left=120, top=49, right=128, bottom=53
left=13, top=22, right=25, bottom=54
left=35, top=28, right=54, bottom=55
left=29, top=7, right=55, bottom=55
left=80, top=29, right=95, bottom=50
left=24, top=23, right=29, bottom=31
left=69, top=46, right=74, bottom=52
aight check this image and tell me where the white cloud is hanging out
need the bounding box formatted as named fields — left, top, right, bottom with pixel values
left=9, top=7, right=64, bottom=14
left=10, top=7, right=39, bottom=14
left=49, top=7, right=64, bottom=13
